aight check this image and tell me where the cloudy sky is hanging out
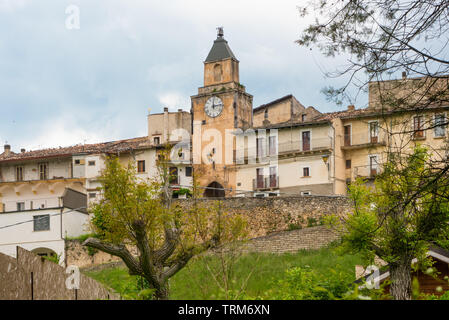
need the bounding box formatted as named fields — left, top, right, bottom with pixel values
left=0, top=0, right=361, bottom=152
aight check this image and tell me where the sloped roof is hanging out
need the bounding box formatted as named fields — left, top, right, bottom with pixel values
left=253, top=95, right=294, bottom=113
left=0, top=136, right=150, bottom=163
left=354, top=246, right=449, bottom=285
left=254, top=118, right=330, bottom=130
left=205, top=36, right=238, bottom=63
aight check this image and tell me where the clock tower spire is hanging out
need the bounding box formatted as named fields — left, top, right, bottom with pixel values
left=203, top=27, right=240, bottom=86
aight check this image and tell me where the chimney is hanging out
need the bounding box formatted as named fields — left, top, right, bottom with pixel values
left=347, top=105, right=355, bottom=112
left=402, top=71, right=407, bottom=80
left=163, top=108, right=169, bottom=143
left=21, top=148, right=26, bottom=153
left=3, top=144, right=10, bottom=156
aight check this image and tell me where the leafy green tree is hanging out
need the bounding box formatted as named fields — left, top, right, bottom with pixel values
left=329, top=146, right=449, bottom=299
left=83, top=149, right=247, bottom=300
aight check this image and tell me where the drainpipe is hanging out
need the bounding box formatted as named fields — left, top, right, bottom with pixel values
left=329, top=121, right=336, bottom=195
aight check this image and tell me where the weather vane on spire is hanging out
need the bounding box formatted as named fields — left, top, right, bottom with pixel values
left=217, top=26, right=224, bottom=38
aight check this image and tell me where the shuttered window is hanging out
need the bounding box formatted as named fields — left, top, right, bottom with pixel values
left=33, top=215, right=50, bottom=232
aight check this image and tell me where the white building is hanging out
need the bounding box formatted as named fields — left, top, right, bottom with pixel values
left=0, top=188, right=89, bottom=265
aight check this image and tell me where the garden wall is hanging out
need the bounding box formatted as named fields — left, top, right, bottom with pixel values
left=66, top=195, right=351, bottom=267
left=0, top=247, right=119, bottom=300
left=177, top=195, right=351, bottom=237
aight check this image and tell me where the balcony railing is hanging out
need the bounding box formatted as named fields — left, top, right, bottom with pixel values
left=354, top=165, right=383, bottom=179
left=252, top=176, right=279, bottom=190
left=342, top=134, right=386, bottom=148
left=235, top=138, right=332, bottom=163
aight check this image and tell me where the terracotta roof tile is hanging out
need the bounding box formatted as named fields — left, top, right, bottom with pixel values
left=0, top=136, right=150, bottom=163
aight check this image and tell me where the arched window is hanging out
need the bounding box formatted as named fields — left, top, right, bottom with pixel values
left=214, top=64, right=223, bottom=82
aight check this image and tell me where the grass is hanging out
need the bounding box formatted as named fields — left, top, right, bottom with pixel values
left=84, top=246, right=362, bottom=300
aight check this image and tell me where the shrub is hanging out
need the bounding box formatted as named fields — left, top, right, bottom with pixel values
left=268, top=266, right=352, bottom=300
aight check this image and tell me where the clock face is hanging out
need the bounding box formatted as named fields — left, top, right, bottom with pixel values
left=204, top=96, right=223, bottom=118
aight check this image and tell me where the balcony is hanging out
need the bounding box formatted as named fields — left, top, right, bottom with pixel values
left=235, top=137, right=332, bottom=163
left=341, top=134, right=386, bottom=150
left=252, top=176, right=279, bottom=191
left=353, top=165, right=383, bottom=179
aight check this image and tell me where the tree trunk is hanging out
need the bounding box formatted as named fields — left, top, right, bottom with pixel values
left=154, top=282, right=170, bottom=300
left=389, top=258, right=412, bottom=300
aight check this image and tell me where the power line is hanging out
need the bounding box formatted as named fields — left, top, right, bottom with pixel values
left=172, top=184, right=329, bottom=197
left=0, top=207, right=87, bottom=231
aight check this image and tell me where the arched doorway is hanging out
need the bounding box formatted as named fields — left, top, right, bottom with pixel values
left=204, top=182, right=225, bottom=198
left=32, top=247, right=57, bottom=258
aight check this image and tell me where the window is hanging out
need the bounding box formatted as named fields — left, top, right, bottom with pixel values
left=369, top=121, right=379, bottom=144
left=434, top=114, right=446, bottom=137
left=154, top=137, right=160, bottom=145
left=269, top=166, right=277, bottom=188
left=264, top=109, right=268, bottom=119
left=30, top=201, right=33, bottom=210
left=88, top=161, right=96, bottom=166
left=214, top=64, right=223, bottom=82
left=16, top=166, right=23, bottom=181
left=256, top=168, right=264, bottom=189
left=346, top=179, right=352, bottom=191
left=256, top=138, right=265, bottom=161
left=302, top=114, right=306, bottom=122
left=302, top=131, right=311, bottom=151
left=89, top=193, right=97, bottom=199
left=344, top=125, right=351, bottom=146
left=346, top=160, right=352, bottom=169
left=137, top=160, right=146, bottom=173
left=38, top=163, right=48, bottom=180
left=17, top=202, right=25, bottom=211
left=33, top=215, right=50, bottom=232
left=301, top=191, right=312, bottom=196
left=269, top=136, right=277, bottom=156
left=169, top=167, right=178, bottom=184
left=413, top=116, right=425, bottom=139
left=369, top=155, right=378, bottom=177
left=303, top=167, right=311, bottom=177
left=74, top=159, right=81, bottom=165
left=185, top=167, right=193, bottom=177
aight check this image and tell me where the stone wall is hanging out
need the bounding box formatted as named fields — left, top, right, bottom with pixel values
left=66, top=196, right=351, bottom=268
left=177, top=195, right=351, bottom=238
left=0, top=247, right=119, bottom=300
left=65, top=241, right=138, bottom=269
left=243, top=226, right=339, bottom=254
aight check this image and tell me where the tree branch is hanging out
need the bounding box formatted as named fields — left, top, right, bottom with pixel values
left=83, top=238, right=142, bottom=276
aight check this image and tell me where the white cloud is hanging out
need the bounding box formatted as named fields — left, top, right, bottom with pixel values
left=0, top=0, right=28, bottom=12
left=23, top=115, right=114, bottom=151
left=158, top=92, right=190, bottom=111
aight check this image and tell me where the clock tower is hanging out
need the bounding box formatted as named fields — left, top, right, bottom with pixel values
left=191, top=28, right=253, bottom=197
